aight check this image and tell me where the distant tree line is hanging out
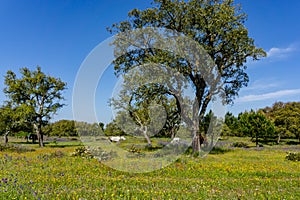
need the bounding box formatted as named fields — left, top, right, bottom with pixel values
left=1, top=69, right=299, bottom=147
left=222, top=101, right=300, bottom=145
left=43, top=120, right=105, bottom=137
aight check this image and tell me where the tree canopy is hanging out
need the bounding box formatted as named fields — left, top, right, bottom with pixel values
left=238, top=110, right=275, bottom=146
left=4, top=66, right=67, bottom=147
left=261, top=102, right=300, bottom=143
left=0, top=104, right=33, bottom=144
left=45, top=120, right=78, bottom=137
left=109, top=0, right=266, bottom=153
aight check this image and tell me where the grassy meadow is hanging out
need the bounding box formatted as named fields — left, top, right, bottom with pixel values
left=0, top=137, right=299, bottom=199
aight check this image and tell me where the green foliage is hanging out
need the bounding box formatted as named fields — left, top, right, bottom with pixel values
left=71, top=146, right=93, bottom=159
left=75, top=121, right=104, bottom=137
left=238, top=110, right=275, bottom=146
left=261, top=101, right=300, bottom=142
left=3, top=66, right=66, bottom=147
left=209, top=146, right=232, bottom=154
left=0, top=104, right=33, bottom=144
left=109, top=0, right=265, bottom=152
left=232, top=141, right=249, bottom=148
left=104, top=121, right=125, bottom=136
left=110, top=0, right=266, bottom=104
left=222, top=112, right=241, bottom=136
left=285, top=152, right=300, bottom=161
left=128, top=145, right=142, bottom=154
left=71, top=146, right=117, bottom=161
left=0, top=144, right=35, bottom=153
left=46, top=120, right=78, bottom=137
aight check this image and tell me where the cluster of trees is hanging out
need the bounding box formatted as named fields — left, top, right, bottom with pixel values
left=44, top=120, right=77, bottom=137
left=223, top=102, right=300, bottom=145
left=261, top=102, right=300, bottom=143
left=1, top=113, right=107, bottom=139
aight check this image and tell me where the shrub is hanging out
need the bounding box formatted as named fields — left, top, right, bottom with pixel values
left=89, top=147, right=118, bottom=161
left=127, top=145, right=145, bottom=158
left=0, top=144, right=35, bottom=153
left=209, top=146, right=232, bottom=154
left=71, top=147, right=93, bottom=159
left=232, top=142, right=249, bottom=148
left=285, top=152, right=300, bottom=161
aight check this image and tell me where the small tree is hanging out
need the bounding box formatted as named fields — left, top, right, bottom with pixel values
left=4, top=66, right=66, bottom=147
left=111, top=82, right=180, bottom=146
left=0, top=105, right=14, bottom=144
left=238, top=110, right=275, bottom=146
left=223, top=112, right=240, bottom=136
left=0, top=104, right=33, bottom=144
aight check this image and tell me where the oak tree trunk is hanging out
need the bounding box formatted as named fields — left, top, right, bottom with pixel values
left=277, top=132, right=281, bottom=144
left=34, top=123, right=44, bottom=147
left=142, top=126, right=151, bottom=147
left=3, top=131, right=9, bottom=145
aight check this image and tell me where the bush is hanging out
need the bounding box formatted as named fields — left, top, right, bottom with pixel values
left=127, top=145, right=145, bottom=158
left=0, top=144, right=35, bottom=153
left=232, top=142, right=249, bottom=148
left=71, top=146, right=117, bottom=161
left=285, top=152, right=300, bottom=161
left=209, top=146, right=232, bottom=154
left=71, top=147, right=93, bottom=159
left=89, top=147, right=118, bottom=161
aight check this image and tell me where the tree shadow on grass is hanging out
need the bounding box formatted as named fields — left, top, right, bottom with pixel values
left=209, top=146, right=233, bottom=154
left=286, top=141, right=300, bottom=145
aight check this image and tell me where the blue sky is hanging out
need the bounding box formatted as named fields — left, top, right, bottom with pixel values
left=0, top=0, right=300, bottom=124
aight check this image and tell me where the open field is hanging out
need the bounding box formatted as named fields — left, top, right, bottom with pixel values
left=0, top=137, right=299, bottom=199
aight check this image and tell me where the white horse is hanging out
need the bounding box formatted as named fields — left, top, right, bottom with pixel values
left=109, top=136, right=126, bottom=142
left=170, top=137, right=180, bottom=144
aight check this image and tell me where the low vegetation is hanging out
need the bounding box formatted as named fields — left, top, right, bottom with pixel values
left=285, top=152, right=300, bottom=162
left=0, top=136, right=299, bottom=199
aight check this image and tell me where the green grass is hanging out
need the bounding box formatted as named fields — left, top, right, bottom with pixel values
left=0, top=137, right=299, bottom=199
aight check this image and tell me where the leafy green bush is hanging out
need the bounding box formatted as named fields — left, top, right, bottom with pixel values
left=285, top=152, right=300, bottom=161
left=232, top=142, right=249, bottom=148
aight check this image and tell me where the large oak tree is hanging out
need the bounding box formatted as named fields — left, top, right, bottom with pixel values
left=109, top=0, right=266, bottom=153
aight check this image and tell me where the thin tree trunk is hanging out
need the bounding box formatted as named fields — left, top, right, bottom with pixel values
left=192, top=120, right=201, bottom=155
left=277, top=132, right=281, bottom=144
left=171, top=127, right=175, bottom=139
left=142, top=126, right=151, bottom=147
left=191, top=97, right=201, bottom=155
left=4, top=131, right=9, bottom=145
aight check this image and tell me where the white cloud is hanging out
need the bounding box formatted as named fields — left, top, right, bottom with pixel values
left=266, top=45, right=296, bottom=59
left=236, top=89, right=300, bottom=103
left=243, top=79, right=280, bottom=91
